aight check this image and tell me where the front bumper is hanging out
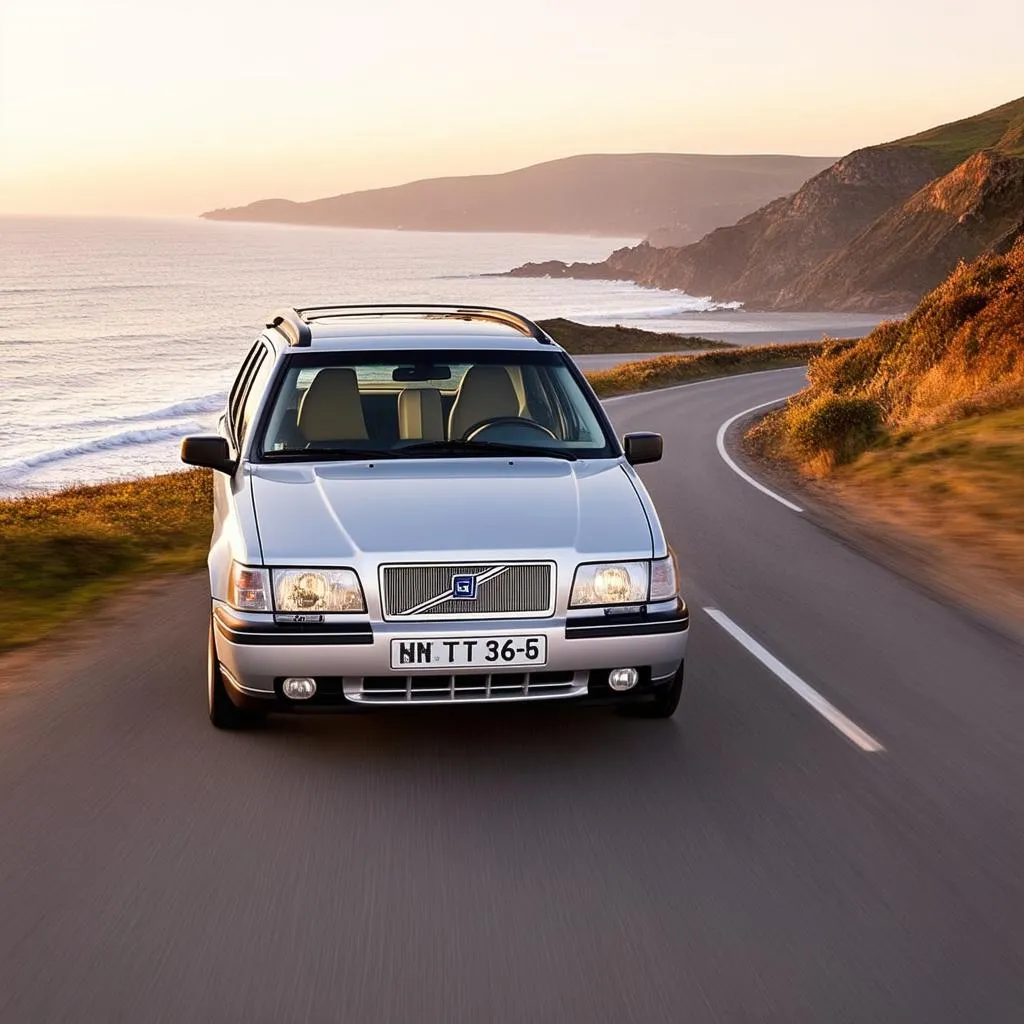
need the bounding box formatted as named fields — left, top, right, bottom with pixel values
left=213, top=600, right=688, bottom=711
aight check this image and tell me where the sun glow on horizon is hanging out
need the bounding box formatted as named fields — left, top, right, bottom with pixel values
left=2, top=0, right=1022, bottom=216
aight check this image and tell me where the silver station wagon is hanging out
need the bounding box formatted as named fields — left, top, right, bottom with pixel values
left=181, top=305, right=689, bottom=728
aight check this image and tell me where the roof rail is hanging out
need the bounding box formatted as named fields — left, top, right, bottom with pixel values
left=293, top=304, right=553, bottom=344
left=265, top=308, right=312, bottom=347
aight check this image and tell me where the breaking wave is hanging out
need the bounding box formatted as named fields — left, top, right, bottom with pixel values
left=74, top=392, right=227, bottom=430
left=0, top=423, right=204, bottom=484
left=576, top=298, right=743, bottom=319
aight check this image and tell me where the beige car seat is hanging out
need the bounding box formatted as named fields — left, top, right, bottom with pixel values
left=448, top=365, right=521, bottom=440
left=398, top=387, right=445, bottom=441
left=297, top=368, right=368, bottom=442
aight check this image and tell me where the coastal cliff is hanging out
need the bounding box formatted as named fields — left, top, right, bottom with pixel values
left=506, top=97, right=1024, bottom=313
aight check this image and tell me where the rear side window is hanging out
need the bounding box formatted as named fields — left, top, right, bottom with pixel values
left=228, top=342, right=265, bottom=442
left=238, top=352, right=274, bottom=448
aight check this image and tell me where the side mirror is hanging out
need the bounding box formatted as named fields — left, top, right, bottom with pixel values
left=180, top=435, right=236, bottom=475
left=623, top=432, right=663, bottom=466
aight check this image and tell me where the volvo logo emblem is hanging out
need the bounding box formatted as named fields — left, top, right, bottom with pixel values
left=451, top=574, right=478, bottom=599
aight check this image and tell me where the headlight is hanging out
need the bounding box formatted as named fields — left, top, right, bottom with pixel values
left=569, top=555, right=679, bottom=607
left=570, top=562, right=649, bottom=607
left=649, top=552, right=679, bottom=602
left=273, top=568, right=365, bottom=613
left=228, top=563, right=271, bottom=612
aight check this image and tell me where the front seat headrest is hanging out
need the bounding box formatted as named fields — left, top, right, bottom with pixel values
left=398, top=387, right=445, bottom=440
left=297, top=368, right=368, bottom=442
left=448, top=365, right=520, bottom=439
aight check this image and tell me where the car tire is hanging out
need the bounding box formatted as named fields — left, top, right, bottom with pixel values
left=208, top=617, right=264, bottom=730
left=617, top=662, right=684, bottom=719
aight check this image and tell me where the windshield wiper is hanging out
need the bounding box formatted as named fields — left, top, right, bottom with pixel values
left=398, top=440, right=578, bottom=461
left=265, top=446, right=397, bottom=460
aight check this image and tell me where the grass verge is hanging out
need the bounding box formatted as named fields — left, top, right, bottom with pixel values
left=538, top=317, right=730, bottom=354
left=584, top=341, right=836, bottom=397
left=749, top=406, right=1024, bottom=623
left=825, top=408, right=1024, bottom=585
left=0, top=470, right=212, bottom=653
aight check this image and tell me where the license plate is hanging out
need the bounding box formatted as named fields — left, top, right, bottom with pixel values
left=390, top=635, right=548, bottom=670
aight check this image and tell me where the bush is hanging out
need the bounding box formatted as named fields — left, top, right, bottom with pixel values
left=785, top=394, right=882, bottom=468
left=806, top=327, right=892, bottom=397
left=751, top=238, right=1024, bottom=476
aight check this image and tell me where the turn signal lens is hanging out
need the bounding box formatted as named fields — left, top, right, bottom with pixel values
left=649, top=553, right=679, bottom=602
left=273, top=568, right=366, bottom=613
left=570, top=562, right=649, bottom=607
left=228, top=563, right=271, bottom=612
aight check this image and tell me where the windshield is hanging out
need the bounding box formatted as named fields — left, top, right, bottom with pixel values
left=257, top=349, right=617, bottom=460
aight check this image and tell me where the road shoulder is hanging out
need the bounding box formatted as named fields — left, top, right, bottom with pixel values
left=0, top=573, right=207, bottom=702
left=732, top=409, right=1024, bottom=647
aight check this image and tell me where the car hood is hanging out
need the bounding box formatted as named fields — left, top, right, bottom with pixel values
left=249, top=458, right=653, bottom=563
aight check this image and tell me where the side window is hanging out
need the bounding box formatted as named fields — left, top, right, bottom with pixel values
left=227, top=341, right=264, bottom=441
left=238, top=352, right=274, bottom=448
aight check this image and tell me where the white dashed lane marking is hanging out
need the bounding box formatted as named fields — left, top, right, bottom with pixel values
left=705, top=607, right=885, bottom=753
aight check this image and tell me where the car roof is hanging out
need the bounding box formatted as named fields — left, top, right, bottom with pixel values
left=298, top=317, right=559, bottom=353
left=262, top=306, right=562, bottom=355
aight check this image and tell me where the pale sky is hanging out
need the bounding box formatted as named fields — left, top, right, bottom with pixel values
left=1, top=0, right=1022, bottom=216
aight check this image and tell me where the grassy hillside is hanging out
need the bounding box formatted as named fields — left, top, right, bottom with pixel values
left=750, top=239, right=1024, bottom=598
left=758, top=236, right=1024, bottom=466
left=889, top=95, right=1024, bottom=161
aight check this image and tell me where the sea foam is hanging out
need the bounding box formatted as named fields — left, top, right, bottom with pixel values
left=0, top=423, right=206, bottom=484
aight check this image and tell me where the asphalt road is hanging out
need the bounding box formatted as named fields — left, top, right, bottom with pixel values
left=2, top=367, right=1023, bottom=1022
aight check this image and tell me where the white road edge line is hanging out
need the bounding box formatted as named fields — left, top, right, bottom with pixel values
left=715, top=398, right=804, bottom=513
left=704, top=608, right=885, bottom=753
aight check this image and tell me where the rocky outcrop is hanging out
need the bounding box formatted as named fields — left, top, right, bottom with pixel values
left=781, top=152, right=1024, bottom=310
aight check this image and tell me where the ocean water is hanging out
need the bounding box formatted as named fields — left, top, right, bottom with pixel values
left=0, top=217, right=884, bottom=495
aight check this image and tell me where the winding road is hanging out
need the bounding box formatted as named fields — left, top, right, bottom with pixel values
left=2, top=367, right=1023, bottom=1022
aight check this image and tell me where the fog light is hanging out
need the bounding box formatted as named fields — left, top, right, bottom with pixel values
left=608, top=668, right=639, bottom=692
left=282, top=677, right=316, bottom=700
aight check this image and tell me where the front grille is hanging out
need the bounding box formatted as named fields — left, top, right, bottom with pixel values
left=349, top=670, right=584, bottom=704
left=380, top=562, right=554, bottom=619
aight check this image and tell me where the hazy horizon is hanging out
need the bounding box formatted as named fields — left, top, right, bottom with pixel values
left=2, top=0, right=1023, bottom=217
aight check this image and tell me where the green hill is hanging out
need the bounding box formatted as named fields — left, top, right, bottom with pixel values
left=889, top=95, right=1024, bottom=161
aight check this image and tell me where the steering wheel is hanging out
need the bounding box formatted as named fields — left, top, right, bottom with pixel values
left=463, top=417, right=557, bottom=442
